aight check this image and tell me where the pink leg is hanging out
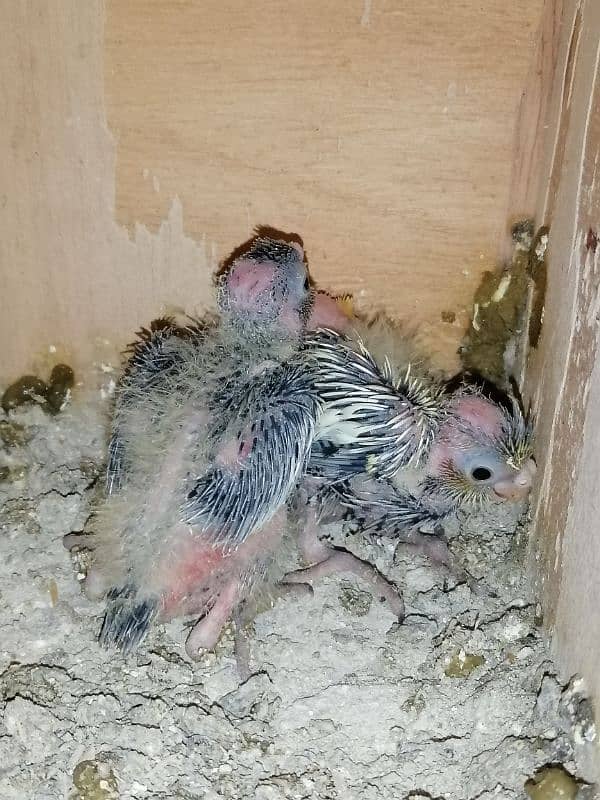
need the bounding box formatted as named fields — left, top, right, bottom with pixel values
left=286, top=497, right=405, bottom=620
left=185, top=579, right=239, bottom=659
left=394, top=531, right=455, bottom=568
left=296, top=504, right=332, bottom=563
left=284, top=552, right=404, bottom=619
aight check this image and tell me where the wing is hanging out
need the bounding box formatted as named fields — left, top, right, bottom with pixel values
left=183, top=360, right=321, bottom=547
left=327, top=476, right=446, bottom=539
left=106, top=317, right=210, bottom=495
left=305, top=330, right=446, bottom=481
left=330, top=477, right=470, bottom=579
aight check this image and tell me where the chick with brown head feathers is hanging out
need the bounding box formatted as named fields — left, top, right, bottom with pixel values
left=66, top=237, right=322, bottom=664
left=66, top=239, right=406, bottom=673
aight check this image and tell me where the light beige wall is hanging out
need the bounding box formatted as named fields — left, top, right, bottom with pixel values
left=0, top=2, right=211, bottom=384
left=0, top=0, right=543, bottom=382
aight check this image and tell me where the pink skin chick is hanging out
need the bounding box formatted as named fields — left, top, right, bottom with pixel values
left=159, top=248, right=314, bottom=658
left=307, top=290, right=353, bottom=334
left=427, top=394, right=536, bottom=502
left=66, top=236, right=320, bottom=670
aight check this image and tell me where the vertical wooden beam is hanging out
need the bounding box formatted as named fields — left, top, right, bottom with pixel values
left=505, top=0, right=564, bottom=231
left=524, top=0, right=600, bottom=713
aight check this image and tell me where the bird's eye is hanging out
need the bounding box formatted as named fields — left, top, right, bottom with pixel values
left=471, top=466, right=492, bottom=481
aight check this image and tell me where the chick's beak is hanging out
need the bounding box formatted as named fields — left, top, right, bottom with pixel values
left=493, top=458, right=537, bottom=501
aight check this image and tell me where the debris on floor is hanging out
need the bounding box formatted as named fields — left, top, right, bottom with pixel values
left=0, top=390, right=596, bottom=799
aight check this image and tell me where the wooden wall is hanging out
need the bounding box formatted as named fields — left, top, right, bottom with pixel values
left=525, top=0, right=600, bottom=711
left=1, top=0, right=543, bottom=381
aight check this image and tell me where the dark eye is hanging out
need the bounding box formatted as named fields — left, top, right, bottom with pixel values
left=303, top=277, right=310, bottom=291
left=472, top=466, right=492, bottom=481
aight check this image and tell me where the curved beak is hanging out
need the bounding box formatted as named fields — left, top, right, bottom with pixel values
left=493, top=458, right=537, bottom=501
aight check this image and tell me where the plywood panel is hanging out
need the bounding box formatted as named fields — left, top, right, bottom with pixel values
left=0, top=1, right=543, bottom=382
left=0, top=2, right=212, bottom=384
left=525, top=0, right=600, bottom=713
left=104, top=0, right=543, bottom=367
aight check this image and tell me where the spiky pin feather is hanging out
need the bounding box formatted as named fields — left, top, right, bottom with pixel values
left=305, top=314, right=447, bottom=482
left=303, top=305, right=535, bottom=573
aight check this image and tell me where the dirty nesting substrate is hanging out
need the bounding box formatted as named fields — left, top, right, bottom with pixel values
left=0, top=391, right=596, bottom=800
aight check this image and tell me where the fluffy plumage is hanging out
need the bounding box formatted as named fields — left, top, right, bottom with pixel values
left=84, top=236, right=321, bottom=657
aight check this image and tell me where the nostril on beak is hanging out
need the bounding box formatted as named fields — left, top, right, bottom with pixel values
left=493, top=471, right=535, bottom=500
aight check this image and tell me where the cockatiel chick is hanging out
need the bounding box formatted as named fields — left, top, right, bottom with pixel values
left=72, top=237, right=322, bottom=659
left=331, top=382, right=535, bottom=562
left=303, top=301, right=536, bottom=575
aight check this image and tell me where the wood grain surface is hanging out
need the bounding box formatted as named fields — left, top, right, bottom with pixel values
left=526, top=0, right=600, bottom=710
left=105, top=0, right=543, bottom=367
left=1, top=1, right=542, bottom=381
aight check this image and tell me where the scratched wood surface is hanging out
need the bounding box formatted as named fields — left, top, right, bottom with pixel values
left=0, top=1, right=543, bottom=381
left=525, top=0, right=600, bottom=709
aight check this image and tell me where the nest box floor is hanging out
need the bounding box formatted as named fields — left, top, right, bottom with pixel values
left=0, top=394, right=596, bottom=799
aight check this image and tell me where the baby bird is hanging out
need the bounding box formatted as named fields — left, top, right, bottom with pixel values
left=422, top=385, right=536, bottom=506
left=79, top=236, right=321, bottom=658
left=304, top=305, right=535, bottom=574
left=332, top=383, right=535, bottom=543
